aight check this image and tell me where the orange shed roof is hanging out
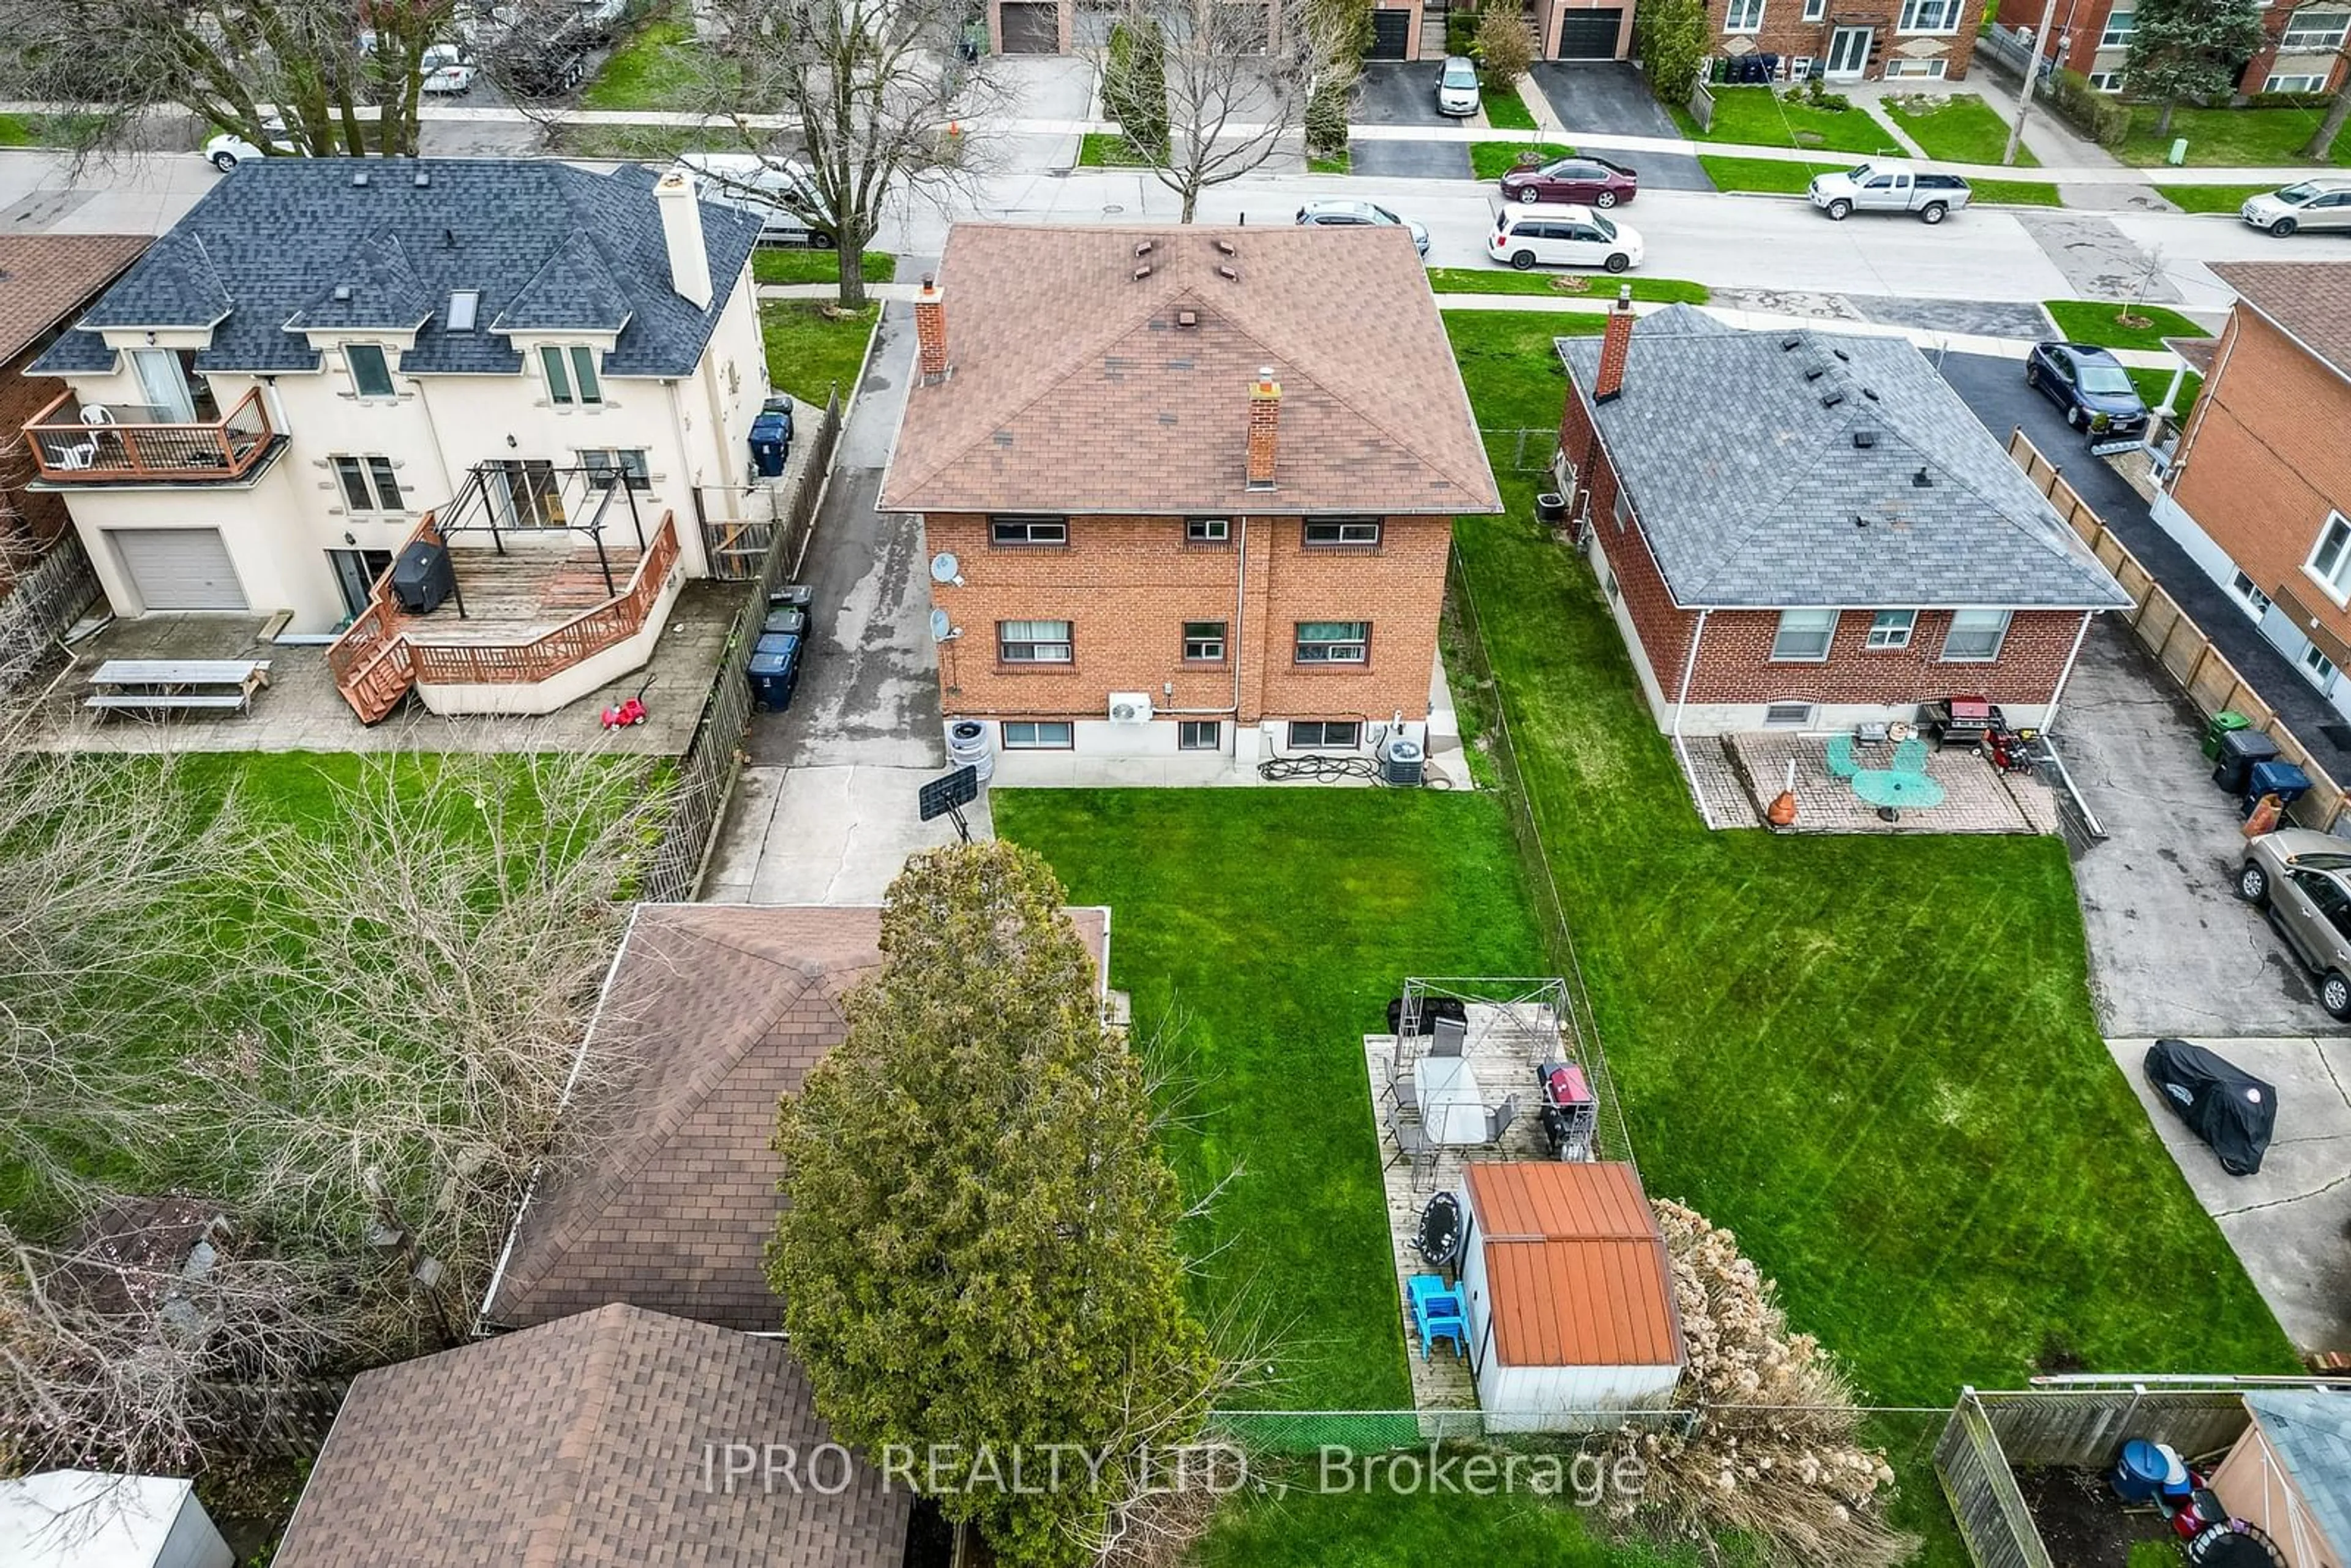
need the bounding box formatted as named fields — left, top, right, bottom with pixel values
left=1463, top=1162, right=1684, bottom=1370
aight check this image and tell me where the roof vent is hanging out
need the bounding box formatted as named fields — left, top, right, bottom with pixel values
left=1135, top=240, right=1154, bottom=257
left=1852, top=428, right=1878, bottom=449
left=1803, top=362, right=1828, bottom=381
left=1832, top=348, right=1850, bottom=362
left=414, top=170, right=430, bottom=187
left=1820, top=389, right=1846, bottom=408
left=442, top=227, right=456, bottom=249
left=1133, top=263, right=1153, bottom=280
left=1912, top=467, right=1933, bottom=487
left=1780, top=336, right=1802, bottom=351
left=332, top=284, right=353, bottom=302
left=1217, top=265, right=1238, bottom=282
left=1215, top=239, right=1237, bottom=257
left=1175, top=308, right=1198, bottom=328
left=1854, top=513, right=1870, bottom=528
left=353, top=170, right=369, bottom=187
left=1862, top=386, right=1879, bottom=400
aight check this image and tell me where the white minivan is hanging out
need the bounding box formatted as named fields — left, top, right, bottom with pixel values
left=1488, top=203, right=1644, bottom=274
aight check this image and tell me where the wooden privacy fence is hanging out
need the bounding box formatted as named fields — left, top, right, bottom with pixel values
left=2008, top=429, right=2350, bottom=832
left=700, top=389, right=843, bottom=582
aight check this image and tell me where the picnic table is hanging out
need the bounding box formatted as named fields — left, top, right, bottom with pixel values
left=85, top=658, right=271, bottom=717
left=1851, top=768, right=1945, bottom=821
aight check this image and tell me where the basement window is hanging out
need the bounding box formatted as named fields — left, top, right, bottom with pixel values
left=1764, top=702, right=1817, bottom=729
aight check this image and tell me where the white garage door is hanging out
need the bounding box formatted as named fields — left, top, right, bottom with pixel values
left=111, top=528, right=249, bottom=611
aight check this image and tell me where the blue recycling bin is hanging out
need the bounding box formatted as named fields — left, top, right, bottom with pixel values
left=748, top=632, right=802, bottom=712
left=749, top=412, right=790, bottom=478
left=2244, top=759, right=2312, bottom=816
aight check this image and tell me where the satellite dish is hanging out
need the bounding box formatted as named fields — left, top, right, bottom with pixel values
left=929, top=608, right=952, bottom=642
left=929, top=552, right=961, bottom=585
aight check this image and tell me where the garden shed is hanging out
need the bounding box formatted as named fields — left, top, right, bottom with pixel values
left=0, top=1471, right=231, bottom=1568
left=2208, top=1389, right=2351, bottom=1568
left=1455, top=1160, right=1684, bottom=1431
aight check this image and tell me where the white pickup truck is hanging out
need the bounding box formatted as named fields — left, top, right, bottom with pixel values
left=1807, top=160, right=1973, bottom=225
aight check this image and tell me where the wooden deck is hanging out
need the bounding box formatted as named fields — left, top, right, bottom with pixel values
left=402, top=540, right=647, bottom=645
left=1363, top=1001, right=1570, bottom=1414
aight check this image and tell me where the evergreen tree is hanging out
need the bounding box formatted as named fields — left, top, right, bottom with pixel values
left=1636, top=0, right=1713, bottom=106
left=2124, top=0, right=2267, bottom=136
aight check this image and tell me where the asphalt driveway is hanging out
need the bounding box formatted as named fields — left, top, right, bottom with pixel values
left=1348, top=140, right=1473, bottom=179
left=1353, top=63, right=1457, bottom=127
left=1528, top=62, right=1714, bottom=193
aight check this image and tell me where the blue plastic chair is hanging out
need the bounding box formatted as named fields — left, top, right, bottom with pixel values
left=1825, top=734, right=1859, bottom=779
left=1407, top=1274, right=1455, bottom=1318
left=1891, top=737, right=1930, bottom=775
left=1421, top=1311, right=1469, bottom=1360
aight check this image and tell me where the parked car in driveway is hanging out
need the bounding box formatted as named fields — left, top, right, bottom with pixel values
left=1295, top=198, right=1430, bottom=256
left=2237, top=828, right=2351, bottom=1018
left=1808, top=160, right=1971, bottom=223
left=2026, top=340, right=2150, bottom=437
left=1437, top=55, right=1479, bottom=116
left=2239, top=176, right=2351, bottom=236
left=1500, top=155, right=1640, bottom=209
left=1489, top=203, right=1643, bottom=274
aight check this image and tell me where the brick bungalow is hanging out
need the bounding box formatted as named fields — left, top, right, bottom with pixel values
left=880, top=223, right=1499, bottom=777
left=2152, top=261, right=2351, bottom=721
left=1555, top=297, right=2129, bottom=736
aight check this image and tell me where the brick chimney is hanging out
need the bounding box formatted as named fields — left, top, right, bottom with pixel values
left=1594, top=284, right=1635, bottom=404
left=1246, top=367, right=1280, bottom=490
left=652, top=168, right=711, bottom=311
left=915, top=275, right=948, bottom=384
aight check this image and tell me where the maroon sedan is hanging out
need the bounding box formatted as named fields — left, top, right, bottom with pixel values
left=1498, top=156, right=1640, bottom=209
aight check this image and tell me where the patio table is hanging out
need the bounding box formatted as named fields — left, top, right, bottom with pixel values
left=1851, top=768, right=1946, bottom=821
left=1414, top=1056, right=1486, bottom=1146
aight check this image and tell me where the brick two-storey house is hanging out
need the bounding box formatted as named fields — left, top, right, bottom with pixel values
left=2011, top=0, right=2347, bottom=96
left=879, top=223, right=1499, bottom=776
left=1557, top=297, right=2128, bottom=735
left=2152, top=262, right=2351, bottom=720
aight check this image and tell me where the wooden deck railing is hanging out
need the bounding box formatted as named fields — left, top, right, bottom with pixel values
left=325, top=515, right=441, bottom=723
left=23, top=387, right=276, bottom=482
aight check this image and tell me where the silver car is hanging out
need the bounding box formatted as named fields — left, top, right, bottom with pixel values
left=1294, top=199, right=1431, bottom=257
left=2238, top=828, right=2351, bottom=1017
left=2240, top=177, right=2351, bottom=237
left=1438, top=56, right=1480, bottom=117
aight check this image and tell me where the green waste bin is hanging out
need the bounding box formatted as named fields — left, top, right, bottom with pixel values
left=2203, top=710, right=2251, bottom=760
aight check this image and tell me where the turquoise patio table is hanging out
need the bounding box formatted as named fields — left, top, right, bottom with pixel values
left=1851, top=769, right=1945, bottom=821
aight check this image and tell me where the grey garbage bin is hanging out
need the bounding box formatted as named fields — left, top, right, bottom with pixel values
left=2214, top=729, right=2281, bottom=796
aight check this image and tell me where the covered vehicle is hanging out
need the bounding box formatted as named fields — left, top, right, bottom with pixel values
left=2144, top=1038, right=2278, bottom=1176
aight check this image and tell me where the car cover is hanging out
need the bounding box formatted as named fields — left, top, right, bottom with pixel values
left=2145, top=1039, right=2278, bottom=1177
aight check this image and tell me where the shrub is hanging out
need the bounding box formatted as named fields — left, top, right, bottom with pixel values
left=2246, top=89, right=2335, bottom=110
left=1474, top=5, right=1535, bottom=91
left=1305, top=72, right=1351, bottom=159
left=2041, top=66, right=2131, bottom=146
left=1445, top=8, right=1479, bottom=56
left=1103, top=18, right=1168, bottom=157
left=1635, top=0, right=1709, bottom=104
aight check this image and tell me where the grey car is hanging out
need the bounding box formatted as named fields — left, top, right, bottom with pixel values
left=2237, top=828, right=2351, bottom=1017
left=2239, top=177, right=2351, bottom=237
left=1294, top=199, right=1431, bottom=257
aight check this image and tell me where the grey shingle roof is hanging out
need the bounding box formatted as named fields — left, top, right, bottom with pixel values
left=1558, top=307, right=2129, bottom=610
left=29, top=158, right=757, bottom=380
left=2246, top=1389, right=2351, bottom=1559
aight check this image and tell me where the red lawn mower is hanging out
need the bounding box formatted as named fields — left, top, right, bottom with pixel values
left=599, top=678, right=653, bottom=730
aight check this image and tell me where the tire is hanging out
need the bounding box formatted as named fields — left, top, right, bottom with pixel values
left=2066, top=403, right=2085, bottom=429
left=1604, top=252, right=1631, bottom=274
left=1510, top=249, right=1536, bottom=271
left=811, top=231, right=839, bottom=250
left=1827, top=198, right=1852, bottom=220
left=1921, top=201, right=1948, bottom=225
left=1594, top=190, right=1618, bottom=208
left=2273, top=217, right=2298, bottom=237
left=2238, top=861, right=2270, bottom=906
left=209, top=151, right=239, bottom=172
left=2323, top=970, right=2351, bottom=1021
left=2025, top=362, right=2040, bottom=389
left=1519, top=187, right=1542, bottom=204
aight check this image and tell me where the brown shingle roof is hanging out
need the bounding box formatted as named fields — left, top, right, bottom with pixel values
left=0, top=234, right=150, bottom=364
left=879, top=223, right=1501, bottom=517
left=272, top=1303, right=910, bottom=1568
left=487, top=902, right=1110, bottom=1332
left=2211, top=261, right=2351, bottom=380
left=1463, top=1162, right=1683, bottom=1370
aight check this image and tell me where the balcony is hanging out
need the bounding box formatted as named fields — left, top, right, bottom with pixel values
left=23, top=387, right=278, bottom=484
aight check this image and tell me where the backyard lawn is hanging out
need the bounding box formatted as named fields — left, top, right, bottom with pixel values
left=2115, top=105, right=2351, bottom=168
left=1471, top=141, right=1577, bottom=180
left=2043, top=298, right=2212, bottom=352
left=1676, top=88, right=1899, bottom=155
left=1439, top=307, right=2298, bottom=1407
left=580, top=10, right=717, bottom=110
left=1425, top=269, right=1709, bottom=304
left=751, top=249, right=898, bottom=287
left=760, top=300, right=879, bottom=405
left=1879, top=92, right=2036, bottom=166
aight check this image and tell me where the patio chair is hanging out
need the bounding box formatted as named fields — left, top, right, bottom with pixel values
left=1485, top=1093, right=1519, bottom=1144
left=1420, top=1310, right=1469, bottom=1361
left=1386, top=1114, right=1439, bottom=1190
left=1388, top=1071, right=1421, bottom=1120
left=1825, top=734, right=1859, bottom=780
left=1430, top=1016, right=1467, bottom=1059
left=1892, top=737, right=1930, bottom=775
left=1408, top=1273, right=1460, bottom=1319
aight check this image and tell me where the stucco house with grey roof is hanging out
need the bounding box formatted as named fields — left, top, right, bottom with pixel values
left=18, top=158, right=773, bottom=719
left=1554, top=296, right=2129, bottom=737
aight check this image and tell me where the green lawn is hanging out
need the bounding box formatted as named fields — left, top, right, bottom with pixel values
left=1079, top=131, right=1155, bottom=167
left=1471, top=141, right=1577, bottom=181
left=2043, top=298, right=2211, bottom=351
left=1192, top=1487, right=1744, bottom=1568
left=1969, top=178, right=2063, bottom=207
left=760, top=301, right=878, bottom=406
left=2156, top=182, right=2272, bottom=214
left=1697, top=154, right=1841, bottom=193
left=751, top=249, right=898, bottom=286
left=2129, top=366, right=2203, bottom=423
left=1441, top=306, right=2298, bottom=1406
left=1308, top=150, right=1351, bottom=174
left=0, top=111, right=94, bottom=147
left=1678, top=88, right=1899, bottom=154
left=1482, top=85, right=1539, bottom=131
left=1878, top=92, right=2037, bottom=166
left=1426, top=269, right=1710, bottom=304
left=580, top=12, right=718, bottom=110
left=2115, top=103, right=2351, bottom=168
left=994, top=790, right=1548, bottom=1410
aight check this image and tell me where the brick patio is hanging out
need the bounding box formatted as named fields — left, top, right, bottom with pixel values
left=1683, top=731, right=2061, bottom=835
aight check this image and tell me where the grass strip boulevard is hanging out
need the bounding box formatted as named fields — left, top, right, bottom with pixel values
left=1698, top=154, right=2060, bottom=205
left=1425, top=269, right=1710, bottom=304
left=752, top=249, right=899, bottom=287
left=1482, top=86, right=1539, bottom=132
left=1469, top=141, right=1577, bottom=181
left=2155, top=184, right=2272, bottom=214
left=2042, top=298, right=2212, bottom=352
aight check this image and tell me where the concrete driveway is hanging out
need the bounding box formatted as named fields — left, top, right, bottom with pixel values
left=1354, top=63, right=1457, bottom=127
left=1528, top=62, right=1714, bottom=193
left=1349, top=140, right=1473, bottom=179
left=2108, top=1034, right=2351, bottom=1353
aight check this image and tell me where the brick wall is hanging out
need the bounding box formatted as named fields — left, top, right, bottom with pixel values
left=1704, top=0, right=1985, bottom=79
left=924, top=511, right=1449, bottom=726
left=0, top=348, right=74, bottom=552
left=1563, top=386, right=1697, bottom=695
left=2169, top=307, right=2351, bottom=647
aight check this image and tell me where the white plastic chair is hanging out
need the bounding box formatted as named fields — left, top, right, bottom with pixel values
left=79, top=405, right=116, bottom=426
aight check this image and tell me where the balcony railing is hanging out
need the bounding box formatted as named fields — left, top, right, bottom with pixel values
left=24, top=387, right=276, bottom=482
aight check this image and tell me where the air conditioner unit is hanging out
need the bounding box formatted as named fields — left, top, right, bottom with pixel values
left=1107, top=692, right=1153, bottom=724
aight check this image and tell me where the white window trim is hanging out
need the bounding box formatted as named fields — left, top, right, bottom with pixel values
left=1941, top=609, right=2014, bottom=664
left=1302, top=518, right=1382, bottom=547
left=1725, top=0, right=1766, bottom=33
left=2279, top=12, right=2350, bottom=50
left=2267, top=72, right=2330, bottom=92
left=332, top=454, right=405, bottom=514
left=1003, top=721, right=1074, bottom=749
left=1770, top=608, right=1837, bottom=663
left=1865, top=609, right=1917, bottom=650
left=2304, top=512, right=2351, bottom=608
left=2087, top=70, right=2123, bottom=91
left=344, top=343, right=397, bottom=400
left=1801, top=0, right=1824, bottom=19
left=2099, top=12, right=2135, bottom=46
left=998, top=619, right=1074, bottom=663
left=1895, top=0, right=1961, bottom=36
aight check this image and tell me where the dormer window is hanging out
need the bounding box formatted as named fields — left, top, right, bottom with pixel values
left=346, top=344, right=395, bottom=399
left=541, top=345, right=602, bottom=407
left=447, top=290, right=481, bottom=332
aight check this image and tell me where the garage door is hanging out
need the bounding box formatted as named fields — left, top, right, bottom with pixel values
left=111, top=528, right=248, bottom=611
left=1556, top=8, right=1623, bottom=57
left=1367, top=7, right=1411, bottom=58
left=999, top=1, right=1059, bottom=52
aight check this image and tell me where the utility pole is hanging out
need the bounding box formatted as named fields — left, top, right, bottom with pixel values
left=2004, top=0, right=2065, bottom=166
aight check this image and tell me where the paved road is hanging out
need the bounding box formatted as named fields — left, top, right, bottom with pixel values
left=1529, top=63, right=1714, bottom=193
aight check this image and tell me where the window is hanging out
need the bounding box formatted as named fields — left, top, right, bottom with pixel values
left=1603, top=567, right=1621, bottom=601
left=1186, top=517, right=1230, bottom=544
left=2232, top=570, right=2275, bottom=618
left=2306, top=643, right=2339, bottom=688
left=2099, top=9, right=2134, bottom=45
left=1771, top=608, right=1837, bottom=662
left=578, top=448, right=652, bottom=490
left=2289, top=869, right=2351, bottom=939
left=2267, top=73, right=2330, bottom=92
left=1885, top=56, right=1949, bottom=76
left=1764, top=702, right=1817, bottom=728
left=345, top=344, right=395, bottom=399
left=540, top=345, right=602, bottom=406
left=1182, top=620, right=1228, bottom=662
left=2280, top=9, right=2350, bottom=49
left=1725, top=0, right=1764, bottom=30
left=2088, top=70, right=2123, bottom=91
left=1003, top=721, right=1073, bottom=749
left=998, top=619, right=1073, bottom=663
left=333, top=455, right=405, bottom=512
left=1611, top=488, right=1632, bottom=532
left=1178, top=719, right=1221, bottom=750
left=1897, top=0, right=1960, bottom=30
left=1295, top=620, right=1370, bottom=663
left=1303, top=518, right=1382, bottom=547
left=990, top=516, right=1068, bottom=546
left=1865, top=609, right=1916, bottom=650
left=1941, top=609, right=2012, bottom=662
left=1802, top=0, right=1824, bottom=18
left=446, top=290, right=481, bottom=332
left=2307, top=512, right=2351, bottom=604
left=1289, top=720, right=1362, bottom=748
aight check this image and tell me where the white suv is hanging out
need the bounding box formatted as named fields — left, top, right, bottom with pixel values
left=1488, top=203, right=1644, bottom=274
